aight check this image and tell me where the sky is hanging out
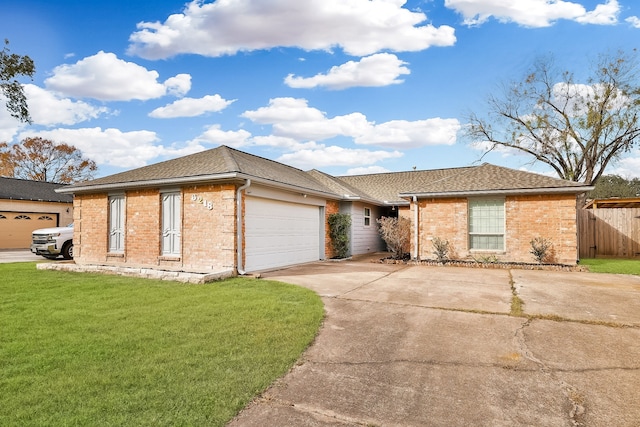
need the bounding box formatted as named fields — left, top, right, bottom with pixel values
left=2, top=0, right=640, bottom=179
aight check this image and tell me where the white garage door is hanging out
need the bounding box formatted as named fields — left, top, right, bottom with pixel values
left=245, top=197, right=321, bottom=272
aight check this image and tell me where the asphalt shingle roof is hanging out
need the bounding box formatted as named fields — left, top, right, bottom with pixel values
left=63, top=146, right=336, bottom=196
left=61, top=146, right=592, bottom=202
left=0, top=177, right=72, bottom=203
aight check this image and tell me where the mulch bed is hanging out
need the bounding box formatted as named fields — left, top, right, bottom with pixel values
left=376, top=257, right=588, bottom=272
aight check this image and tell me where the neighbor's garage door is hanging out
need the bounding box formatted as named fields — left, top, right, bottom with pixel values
left=245, top=197, right=320, bottom=272
left=0, top=212, right=57, bottom=249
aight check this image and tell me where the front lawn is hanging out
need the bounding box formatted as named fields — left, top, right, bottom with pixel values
left=580, top=258, right=640, bottom=275
left=0, top=263, right=323, bottom=426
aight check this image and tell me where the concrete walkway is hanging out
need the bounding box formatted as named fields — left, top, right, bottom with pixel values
left=229, top=256, right=640, bottom=426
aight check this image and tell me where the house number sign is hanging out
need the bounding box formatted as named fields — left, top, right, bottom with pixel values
left=191, top=194, right=214, bottom=210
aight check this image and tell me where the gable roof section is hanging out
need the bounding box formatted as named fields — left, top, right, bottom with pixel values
left=59, top=146, right=339, bottom=197
left=0, top=177, right=72, bottom=203
left=57, top=146, right=593, bottom=201
left=338, top=167, right=471, bottom=205
left=397, top=163, right=592, bottom=198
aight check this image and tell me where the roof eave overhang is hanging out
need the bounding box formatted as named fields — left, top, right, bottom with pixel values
left=399, top=186, right=595, bottom=199
left=56, top=172, right=342, bottom=200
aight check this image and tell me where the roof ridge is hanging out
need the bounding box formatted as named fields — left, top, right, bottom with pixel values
left=218, top=145, right=241, bottom=172
left=338, top=164, right=476, bottom=179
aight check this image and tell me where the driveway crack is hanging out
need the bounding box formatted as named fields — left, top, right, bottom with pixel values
left=515, top=318, right=587, bottom=426
left=339, top=265, right=410, bottom=298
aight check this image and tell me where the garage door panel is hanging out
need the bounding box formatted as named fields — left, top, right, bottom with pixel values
left=0, top=212, right=57, bottom=249
left=245, top=197, right=320, bottom=272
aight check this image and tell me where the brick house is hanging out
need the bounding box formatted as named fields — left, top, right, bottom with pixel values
left=57, top=146, right=592, bottom=276
left=0, top=177, right=73, bottom=249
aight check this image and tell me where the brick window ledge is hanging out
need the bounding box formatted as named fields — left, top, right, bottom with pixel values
left=159, top=255, right=181, bottom=262
left=107, top=253, right=125, bottom=258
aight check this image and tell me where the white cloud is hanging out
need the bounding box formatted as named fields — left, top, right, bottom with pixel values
left=576, top=0, right=619, bottom=24
left=277, top=145, right=403, bottom=169
left=128, top=0, right=456, bottom=59
left=242, top=97, right=460, bottom=148
left=189, top=124, right=252, bottom=148
left=251, top=135, right=321, bottom=151
left=345, top=165, right=391, bottom=175
left=0, top=107, right=24, bottom=141
left=625, top=16, right=640, bottom=28
left=163, top=74, right=192, bottom=97
left=355, top=118, right=461, bottom=148
left=149, top=95, right=235, bottom=118
left=24, top=84, right=109, bottom=125
left=45, top=51, right=192, bottom=101
left=285, top=53, right=410, bottom=90
left=445, top=0, right=619, bottom=27
left=19, top=127, right=201, bottom=168
left=612, top=155, right=640, bottom=178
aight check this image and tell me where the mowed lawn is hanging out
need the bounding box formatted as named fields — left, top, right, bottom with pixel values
left=580, top=258, right=640, bottom=275
left=0, top=263, right=324, bottom=426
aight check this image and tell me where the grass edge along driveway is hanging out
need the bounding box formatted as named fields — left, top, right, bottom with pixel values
left=0, top=263, right=324, bottom=426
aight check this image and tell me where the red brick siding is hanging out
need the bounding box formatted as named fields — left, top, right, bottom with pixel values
left=73, top=193, right=108, bottom=263
left=415, top=194, right=578, bottom=265
left=125, top=189, right=160, bottom=264
left=506, top=194, right=578, bottom=264
left=73, top=184, right=237, bottom=272
left=182, top=184, right=237, bottom=271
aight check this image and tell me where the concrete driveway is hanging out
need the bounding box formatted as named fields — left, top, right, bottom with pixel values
left=229, top=255, right=640, bottom=427
left=0, top=249, right=46, bottom=263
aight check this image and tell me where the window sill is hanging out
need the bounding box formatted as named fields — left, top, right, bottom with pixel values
left=159, top=255, right=181, bottom=262
left=107, top=252, right=125, bottom=258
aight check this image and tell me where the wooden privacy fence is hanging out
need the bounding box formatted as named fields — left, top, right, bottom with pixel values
left=578, top=208, right=640, bottom=258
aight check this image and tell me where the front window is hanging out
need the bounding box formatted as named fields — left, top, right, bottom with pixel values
left=161, top=192, right=181, bottom=255
left=468, top=199, right=504, bottom=250
left=364, top=207, right=371, bottom=226
left=109, top=195, right=125, bottom=252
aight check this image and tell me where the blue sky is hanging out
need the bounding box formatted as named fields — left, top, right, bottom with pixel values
left=3, top=0, right=640, bottom=179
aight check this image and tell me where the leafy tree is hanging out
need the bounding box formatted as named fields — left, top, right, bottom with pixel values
left=1, top=39, right=35, bottom=123
left=588, top=174, right=640, bottom=199
left=466, top=50, right=640, bottom=187
left=0, top=137, right=97, bottom=183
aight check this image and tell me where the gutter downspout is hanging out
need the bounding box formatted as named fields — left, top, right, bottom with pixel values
left=413, top=195, right=419, bottom=260
left=236, top=179, right=251, bottom=275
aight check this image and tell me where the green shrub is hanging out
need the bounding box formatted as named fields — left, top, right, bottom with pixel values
left=328, top=213, right=351, bottom=258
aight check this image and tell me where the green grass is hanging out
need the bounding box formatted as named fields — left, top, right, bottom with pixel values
left=580, top=258, right=640, bottom=275
left=0, top=263, right=324, bottom=426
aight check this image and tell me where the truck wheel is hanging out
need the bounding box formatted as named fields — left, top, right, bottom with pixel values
left=62, top=242, right=74, bottom=260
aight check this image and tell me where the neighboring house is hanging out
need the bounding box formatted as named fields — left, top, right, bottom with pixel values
left=57, top=146, right=592, bottom=276
left=0, top=177, right=73, bottom=249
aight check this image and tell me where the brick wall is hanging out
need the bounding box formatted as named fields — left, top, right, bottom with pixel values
left=73, top=184, right=237, bottom=273
left=415, top=194, right=579, bottom=265
left=73, top=193, right=108, bottom=263
left=506, top=194, right=578, bottom=265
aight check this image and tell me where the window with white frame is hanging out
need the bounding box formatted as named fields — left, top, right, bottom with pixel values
left=364, top=207, right=371, bottom=226
left=108, top=195, right=125, bottom=252
left=161, top=192, right=181, bottom=255
left=468, top=198, right=505, bottom=251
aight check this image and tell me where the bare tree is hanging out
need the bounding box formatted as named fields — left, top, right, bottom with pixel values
left=0, top=39, right=35, bottom=123
left=0, top=137, right=97, bottom=183
left=465, top=50, right=640, bottom=186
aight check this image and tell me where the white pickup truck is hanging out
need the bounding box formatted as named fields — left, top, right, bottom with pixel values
left=30, top=223, right=74, bottom=260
